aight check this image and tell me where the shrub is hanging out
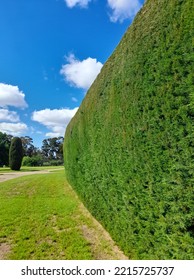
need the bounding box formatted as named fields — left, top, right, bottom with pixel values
left=49, top=160, right=63, bottom=166
left=22, top=155, right=43, bottom=167
left=9, top=137, right=23, bottom=171
left=22, top=156, right=31, bottom=166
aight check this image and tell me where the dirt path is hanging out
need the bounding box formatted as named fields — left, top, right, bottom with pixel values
left=0, top=171, right=49, bottom=183
left=0, top=168, right=63, bottom=183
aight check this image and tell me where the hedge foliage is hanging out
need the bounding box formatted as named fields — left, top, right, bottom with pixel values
left=9, top=137, right=23, bottom=171
left=64, top=0, right=194, bottom=259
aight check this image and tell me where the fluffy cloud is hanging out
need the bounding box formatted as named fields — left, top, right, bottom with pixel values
left=0, top=122, right=28, bottom=135
left=63, top=0, right=143, bottom=22
left=32, top=107, right=79, bottom=137
left=107, top=0, right=142, bottom=22
left=0, top=84, right=28, bottom=136
left=0, top=109, right=20, bottom=122
left=64, top=0, right=91, bottom=8
left=0, top=83, right=28, bottom=108
left=60, top=54, right=103, bottom=90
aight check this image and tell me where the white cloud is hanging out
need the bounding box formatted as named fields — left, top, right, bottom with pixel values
left=0, top=109, right=20, bottom=122
left=64, top=0, right=91, bottom=8
left=0, top=122, right=28, bottom=135
left=46, top=128, right=65, bottom=138
left=60, top=54, right=103, bottom=90
left=0, top=83, right=28, bottom=108
left=32, top=107, right=79, bottom=137
left=0, top=84, right=28, bottom=136
left=107, top=0, right=142, bottom=22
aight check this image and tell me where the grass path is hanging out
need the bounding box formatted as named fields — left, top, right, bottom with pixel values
left=0, top=170, right=127, bottom=260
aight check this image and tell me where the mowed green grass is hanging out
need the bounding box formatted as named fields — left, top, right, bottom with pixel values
left=0, top=170, right=120, bottom=260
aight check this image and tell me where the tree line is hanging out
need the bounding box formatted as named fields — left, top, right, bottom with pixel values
left=0, top=131, right=64, bottom=167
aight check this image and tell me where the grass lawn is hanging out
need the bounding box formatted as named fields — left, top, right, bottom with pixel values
left=0, top=170, right=126, bottom=260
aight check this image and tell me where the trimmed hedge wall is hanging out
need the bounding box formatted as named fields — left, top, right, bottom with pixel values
left=64, top=0, right=194, bottom=259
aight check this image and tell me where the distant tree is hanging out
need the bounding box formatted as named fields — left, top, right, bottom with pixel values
left=41, top=139, right=50, bottom=159
left=0, top=132, right=12, bottom=166
left=9, top=137, right=23, bottom=170
left=41, top=137, right=64, bottom=160
left=21, top=136, right=36, bottom=157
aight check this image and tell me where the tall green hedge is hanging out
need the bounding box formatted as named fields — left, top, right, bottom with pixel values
left=9, top=137, right=23, bottom=171
left=64, top=0, right=194, bottom=259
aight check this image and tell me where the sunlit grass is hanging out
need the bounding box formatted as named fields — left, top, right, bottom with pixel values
left=0, top=170, right=124, bottom=260
left=0, top=171, right=93, bottom=259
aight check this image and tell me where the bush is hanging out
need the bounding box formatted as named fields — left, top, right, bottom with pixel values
left=42, top=160, right=63, bottom=166
left=9, top=137, right=23, bottom=171
left=22, top=155, right=43, bottom=167
left=22, top=156, right=31, bottom=166
left=49, top=160, right=63, bottom=166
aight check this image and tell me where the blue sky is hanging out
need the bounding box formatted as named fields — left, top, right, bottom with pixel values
left=0, top=0, right=145, bottom=148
